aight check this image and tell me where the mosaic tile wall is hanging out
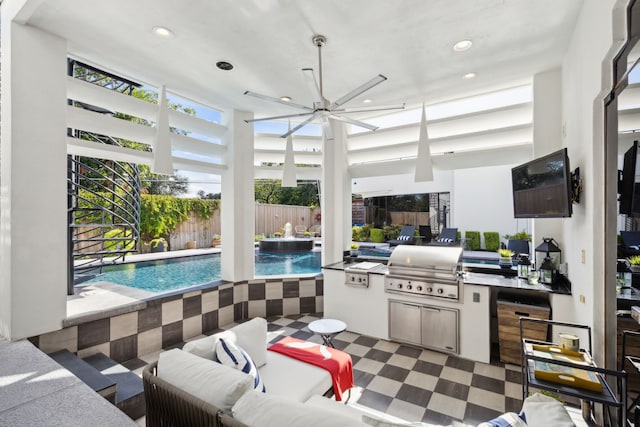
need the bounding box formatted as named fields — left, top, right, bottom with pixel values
left=30, top=276, right=324, bottom=363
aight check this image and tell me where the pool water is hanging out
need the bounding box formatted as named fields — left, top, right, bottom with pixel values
left=82, top=250, right=321, bottom=292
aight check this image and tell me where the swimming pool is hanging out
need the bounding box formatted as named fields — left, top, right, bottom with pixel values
left=81, top=250, right=321, bottom=292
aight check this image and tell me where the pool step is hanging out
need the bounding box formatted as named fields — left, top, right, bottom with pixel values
left=48, top=350, right=145, bottom=420
left=49, top=349, right=117, bottom=403
left=83, top=353, right=145, bottom=420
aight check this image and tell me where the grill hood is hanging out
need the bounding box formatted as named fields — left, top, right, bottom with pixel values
left=388, top=245, right=463, bottom=276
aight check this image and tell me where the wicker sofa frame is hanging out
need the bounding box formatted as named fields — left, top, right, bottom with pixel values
left=142, top=361, right=248, bottom=427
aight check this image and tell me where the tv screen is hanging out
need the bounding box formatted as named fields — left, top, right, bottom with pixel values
left=619, top=141, right=640, bottom=216
left=511, top=148, right=572, bottom=218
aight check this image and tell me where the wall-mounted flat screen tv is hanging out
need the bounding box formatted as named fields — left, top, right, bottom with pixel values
left=619, top=140, right=640, bottom=216
left=511, top=148, right=572, bottom=218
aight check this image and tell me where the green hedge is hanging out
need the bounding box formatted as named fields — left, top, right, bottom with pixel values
left=484, top=232, right=500, bottom=251
left=370, top=228, right=385, bottom=243
left=464, top=231, right=481, bottom=250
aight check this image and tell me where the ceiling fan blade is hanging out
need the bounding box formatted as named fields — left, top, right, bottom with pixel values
left=339, top=103, right=406, bottom=114
left=320, top=115, right=334, bottom=140
left=329, top=114, right=378, bottom=131
left=244, top=112, right=314, bottom=123
left=302, top=68, right=324, bottom=108
left=244, top=90, right=312, bottom=111
left=280, top=114, right=318, bottom=138
left=329, top=74, right=387, bottom=109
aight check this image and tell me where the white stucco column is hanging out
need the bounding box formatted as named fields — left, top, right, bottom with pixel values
left=532, top=69, right=564, bottom=254
left=0, top=20, right=68, bottom=340
left=321, top=121, right=351, bottom=265
left=220, top=110, right=255, bottom=281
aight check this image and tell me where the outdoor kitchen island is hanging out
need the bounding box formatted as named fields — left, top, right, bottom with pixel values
left=322, top=251, right=573, bottom=365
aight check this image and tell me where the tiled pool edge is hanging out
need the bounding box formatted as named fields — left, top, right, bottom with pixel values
left=28, top=275, right=324, bottom=363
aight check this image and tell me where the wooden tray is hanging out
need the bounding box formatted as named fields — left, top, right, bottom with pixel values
left=529, top=344, right=602, bottom=392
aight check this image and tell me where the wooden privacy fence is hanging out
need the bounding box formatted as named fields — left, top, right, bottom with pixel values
left=255, top=203, right=320, bottom=237
left=75, top=203, right=322, bottom=254
left=171, top=204, right=320, bottom=249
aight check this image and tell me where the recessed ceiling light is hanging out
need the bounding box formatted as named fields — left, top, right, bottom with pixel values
left=462, top=72, right=477, bottom=80
left=453, top=40, right=473, bottom=52
left=152, top=26, right=173, bottom=38
left=280, top=96, right=292, bottom=102
left=216, top=61, right=234, bottom=71
left=362, top=99, right=373, bottom=104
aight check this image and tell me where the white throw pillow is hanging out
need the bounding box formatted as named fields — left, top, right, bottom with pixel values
left=476, top=412, right=527, bottom=427
left=521, top=393, right=575, bottom=427
left=157, top=348, right=253, bottom=412
left=182, top=317, right=268, bottom=367
left=232, top=390, right=368, bottom=427
left=215, top=338, right=265, bottom=392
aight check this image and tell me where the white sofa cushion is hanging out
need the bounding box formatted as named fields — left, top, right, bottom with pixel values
left=182, top=317, right=268, bottom=367
left=215, top=338, right=265, bottom=392
left=156, top=348, right=253, bottom=412
left=258, top=350, right=332, bottom=402
left=521, top=393, right=575, bottom=427
left=232, top=390, right=368, bottom=427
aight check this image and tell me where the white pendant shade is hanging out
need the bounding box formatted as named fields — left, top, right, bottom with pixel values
left=152, top=85, right=174, bottom=175
left=414, top=104, right=434, bottom=182
left=282, top=122, right=297, bottom=187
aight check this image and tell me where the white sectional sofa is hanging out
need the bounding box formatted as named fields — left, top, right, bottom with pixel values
left=142, top=317, right=582, bottom=427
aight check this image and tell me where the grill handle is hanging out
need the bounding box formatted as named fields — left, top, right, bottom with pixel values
left=515, top=311, right=530, bottom=317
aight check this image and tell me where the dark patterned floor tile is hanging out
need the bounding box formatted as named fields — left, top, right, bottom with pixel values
left=505, top=369, right=522, bottom=384
left=363, top=348, right=393, bottom=363
left=434, top=378, right=469, bottom=401
left=357, top=389, right=393, bottom=413
left=395, top=383, right=432, bottom=406
left=505, top=396, right=523, bottom=413
left=445, top=355, right=475, bottom=372
left=422, top=408, right=455, bottom=425
left=471, top=373, right=505, bottom=394
left=354, top=335, right=379, bottom=348
left=121, top=357, right=147, bottom=370
left=464, top=402, right=502, bottom=425
left=377, top=364, right=410, bottom=382
left=353, top=369, right=376, bottom=388
left=291, top=330, right=313, bottom=341
left=287, top=320, right=308, bottom=330
left=413, top=359, right=444, bottom=376
left=396, top=345, right=423, bottom=358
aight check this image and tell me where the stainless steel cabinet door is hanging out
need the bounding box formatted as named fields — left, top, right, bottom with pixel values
left=389, top=300, right=422, bottom=345
left=421, top=305, right=458, bottom=353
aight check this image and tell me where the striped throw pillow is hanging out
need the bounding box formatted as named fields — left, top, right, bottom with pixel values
left=215, top=338, right=266, bottom=392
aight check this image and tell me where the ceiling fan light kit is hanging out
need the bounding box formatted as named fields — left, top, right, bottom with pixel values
left=244, top=35, right=405, bottom=140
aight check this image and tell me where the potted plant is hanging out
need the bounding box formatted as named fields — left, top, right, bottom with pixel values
left=150, top=237, right=167, bottom=253
left=211, top=234, right=221, bottom=247
left=628, top=255, right=640, bottom=272
left=498, top=248, right=514, bottom=268
left=350, top=243, right=360, bottom=257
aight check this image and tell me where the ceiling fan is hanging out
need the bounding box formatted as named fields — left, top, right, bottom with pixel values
left=244, top=35, right=405, bottom=140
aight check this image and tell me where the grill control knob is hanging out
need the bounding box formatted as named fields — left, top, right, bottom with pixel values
left=397, top=283, right=403, bottom=289
left=416, top=286, right=422, bottom=291
left=407, top=284, right=412, bottom=290
left=358, top=277, right=362, bottom=282
left=351, top=276, right=355, bottom=281
left=437, top=288, right=444, bottom=294
left=426, top=287, right=433, bottom=293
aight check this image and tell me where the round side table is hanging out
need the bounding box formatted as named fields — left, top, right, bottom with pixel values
left=308, top=319, right=347, bottom=348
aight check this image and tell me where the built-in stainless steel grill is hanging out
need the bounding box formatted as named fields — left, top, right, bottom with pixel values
left=385, top=245, right=463, bottom=301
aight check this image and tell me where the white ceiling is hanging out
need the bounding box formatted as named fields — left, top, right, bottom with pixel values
left=25, top=0, right=584, bottom=119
